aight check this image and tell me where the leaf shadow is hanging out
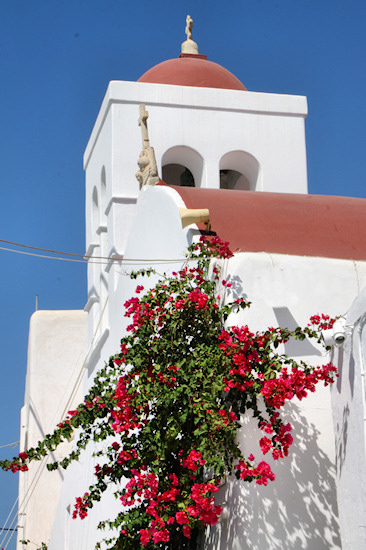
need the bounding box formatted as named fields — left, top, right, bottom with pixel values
left=205, top=403, right=341, bottom=550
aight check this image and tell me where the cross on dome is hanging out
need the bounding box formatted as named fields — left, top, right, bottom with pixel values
left=138, top=15, right=246, bottom=90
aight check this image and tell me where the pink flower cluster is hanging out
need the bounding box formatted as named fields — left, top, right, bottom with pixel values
left=175, top=288, right=210, bottom=311
left=187, top=288, right=209, bottom=310
left=259, top=423, right=293, bottom=460
left=218, top=326, right=260, bottom=392
left=235, top=458, right=275, bottom=486
left=217, top=409, right=238, bottom=426
left=261, top=364, right=337, bottom=409
left=156, top=371, right=177, bottom=388
left=188, top=482, right=223, bottom=525
left=117, top=457, right=223, bottom=546
left=110, top=376, right=141, bottom=434
left=4, top=451, right=29, bottom=473
left=116, top=448, right=139, bottom=465
left=120, top=470, right=184, bottom=546
left=308, top=313, right=334, bottom=330
left=180, top=449, right=206, bottom=472
left=196, top=235, right=234, bottom=259
left=124, top=296, right=154, bottom=332
left=72, top=492, right=89, bottom=519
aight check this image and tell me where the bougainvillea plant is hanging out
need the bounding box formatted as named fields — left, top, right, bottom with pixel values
left=0, top=236, right=337, bottom=550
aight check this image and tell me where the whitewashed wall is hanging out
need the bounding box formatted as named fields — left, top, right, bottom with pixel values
left=82, top=80, right=309, bottom=357
left=17, top=310, right=88, bottom=549
left=46, top=185, right=366, bottom=549
left=330, top=288, right=366, bottom=550
left=30, top=64, right=363, bottom=550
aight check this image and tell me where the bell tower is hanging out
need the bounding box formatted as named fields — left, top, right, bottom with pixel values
left=83, top=15, right=308, bottom=364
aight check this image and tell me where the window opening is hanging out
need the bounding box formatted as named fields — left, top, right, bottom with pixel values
left=220, top=169, right=250, bottom=190
left=219, top=151, right=260, bottom=191
left=162, top=164, right=195, bottom=187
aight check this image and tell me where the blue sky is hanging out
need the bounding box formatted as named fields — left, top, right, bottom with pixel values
left=1, top=0, right=365, bottom=547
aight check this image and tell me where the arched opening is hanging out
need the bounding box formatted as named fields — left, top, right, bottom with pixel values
left=161, top=146, right=204, bottom=188
left=162, top=164, right=195, bottom=187
left=219, top=151, right=260, bottom=191
left=220, top=169, right=250, bottom=190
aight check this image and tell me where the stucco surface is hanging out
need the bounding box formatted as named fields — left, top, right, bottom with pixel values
left=18, top=310, right=88, bottom=549
left=331, top=289, right=366, bottom=549
left=47, top=184, right=366, bottom=549
left=23, top=58, right=366, bottom=549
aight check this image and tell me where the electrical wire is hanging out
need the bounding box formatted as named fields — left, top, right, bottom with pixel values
left=0, top=245, right=186, bottom=266
left=0, top=441, right=19, bottom=450
left=0, top=238, right=93, bottom=258
left=59, top=297, right=109, bottom=421
left=0, top=454, right=53, bottom=549
left=0, top=238, right=185, bottom=264
left=0, top=497, right=19, bottom=546
left=0, top=246, right=92, bottom=263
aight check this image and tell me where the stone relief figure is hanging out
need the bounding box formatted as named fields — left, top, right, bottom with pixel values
left=136, top=104, right=159, bottom=188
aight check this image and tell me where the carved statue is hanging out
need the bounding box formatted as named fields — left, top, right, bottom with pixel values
left=181, top=14, right=199, bottom=55
left=136, top=104, right=159, bottom=189
left=185, top=15, right=193, bottom=41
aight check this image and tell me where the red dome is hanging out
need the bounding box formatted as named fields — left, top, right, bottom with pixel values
left=138, top=54, right=247, bottom=91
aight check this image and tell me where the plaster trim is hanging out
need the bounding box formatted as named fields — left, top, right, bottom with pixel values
left=105, top=196, right=138, bottom=216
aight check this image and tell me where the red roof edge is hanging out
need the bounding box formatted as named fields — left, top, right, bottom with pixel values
left=166, top=186, right=366, bottom=261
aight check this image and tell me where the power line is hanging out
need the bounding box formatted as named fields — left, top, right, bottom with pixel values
left=0, top=246, right=92, bottom=263
left=0, top=238, right=92, bottom=258
left=0, top=496, right=19, bottom=548
left=0, top=243, right=185, bottom=265
left=0, top=238, right=185, bottom=263
left=0, top=441, right=19, bottom=450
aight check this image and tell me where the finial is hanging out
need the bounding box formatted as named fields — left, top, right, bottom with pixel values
left=136, top=104, right=159, bottom=189
left=181, top=14, right=199, bottom=55
left=185, top=15, right=193, bottom=41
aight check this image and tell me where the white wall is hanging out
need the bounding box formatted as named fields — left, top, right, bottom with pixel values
left=330, top=288, right=366, bottom=549
left=127, top=188, right=366, bottom=549
left=47, top=185, right=366, bottom=549
left=84, top=81, right=308, bottom=198
left=82, top=80, right=309, bottom=345
left=40, top=60, right=363, bottom=548
left=18, top=310, right=88, bottom=549
left=205, top=252, right=366, bottom=550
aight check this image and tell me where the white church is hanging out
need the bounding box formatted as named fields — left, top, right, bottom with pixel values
left=17, top=17, right=366, bottom=550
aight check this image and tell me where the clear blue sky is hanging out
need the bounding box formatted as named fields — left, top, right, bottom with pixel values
left=1, top=1, right=365, bottom=547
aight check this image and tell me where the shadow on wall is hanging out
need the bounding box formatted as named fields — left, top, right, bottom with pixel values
left=222, top=273, right=247, bottom=304
left=205, top=403, right=341, bottom=550
left=334, top=403, right=349, bottom=478
left=273, top=307, right=321, bottom=357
